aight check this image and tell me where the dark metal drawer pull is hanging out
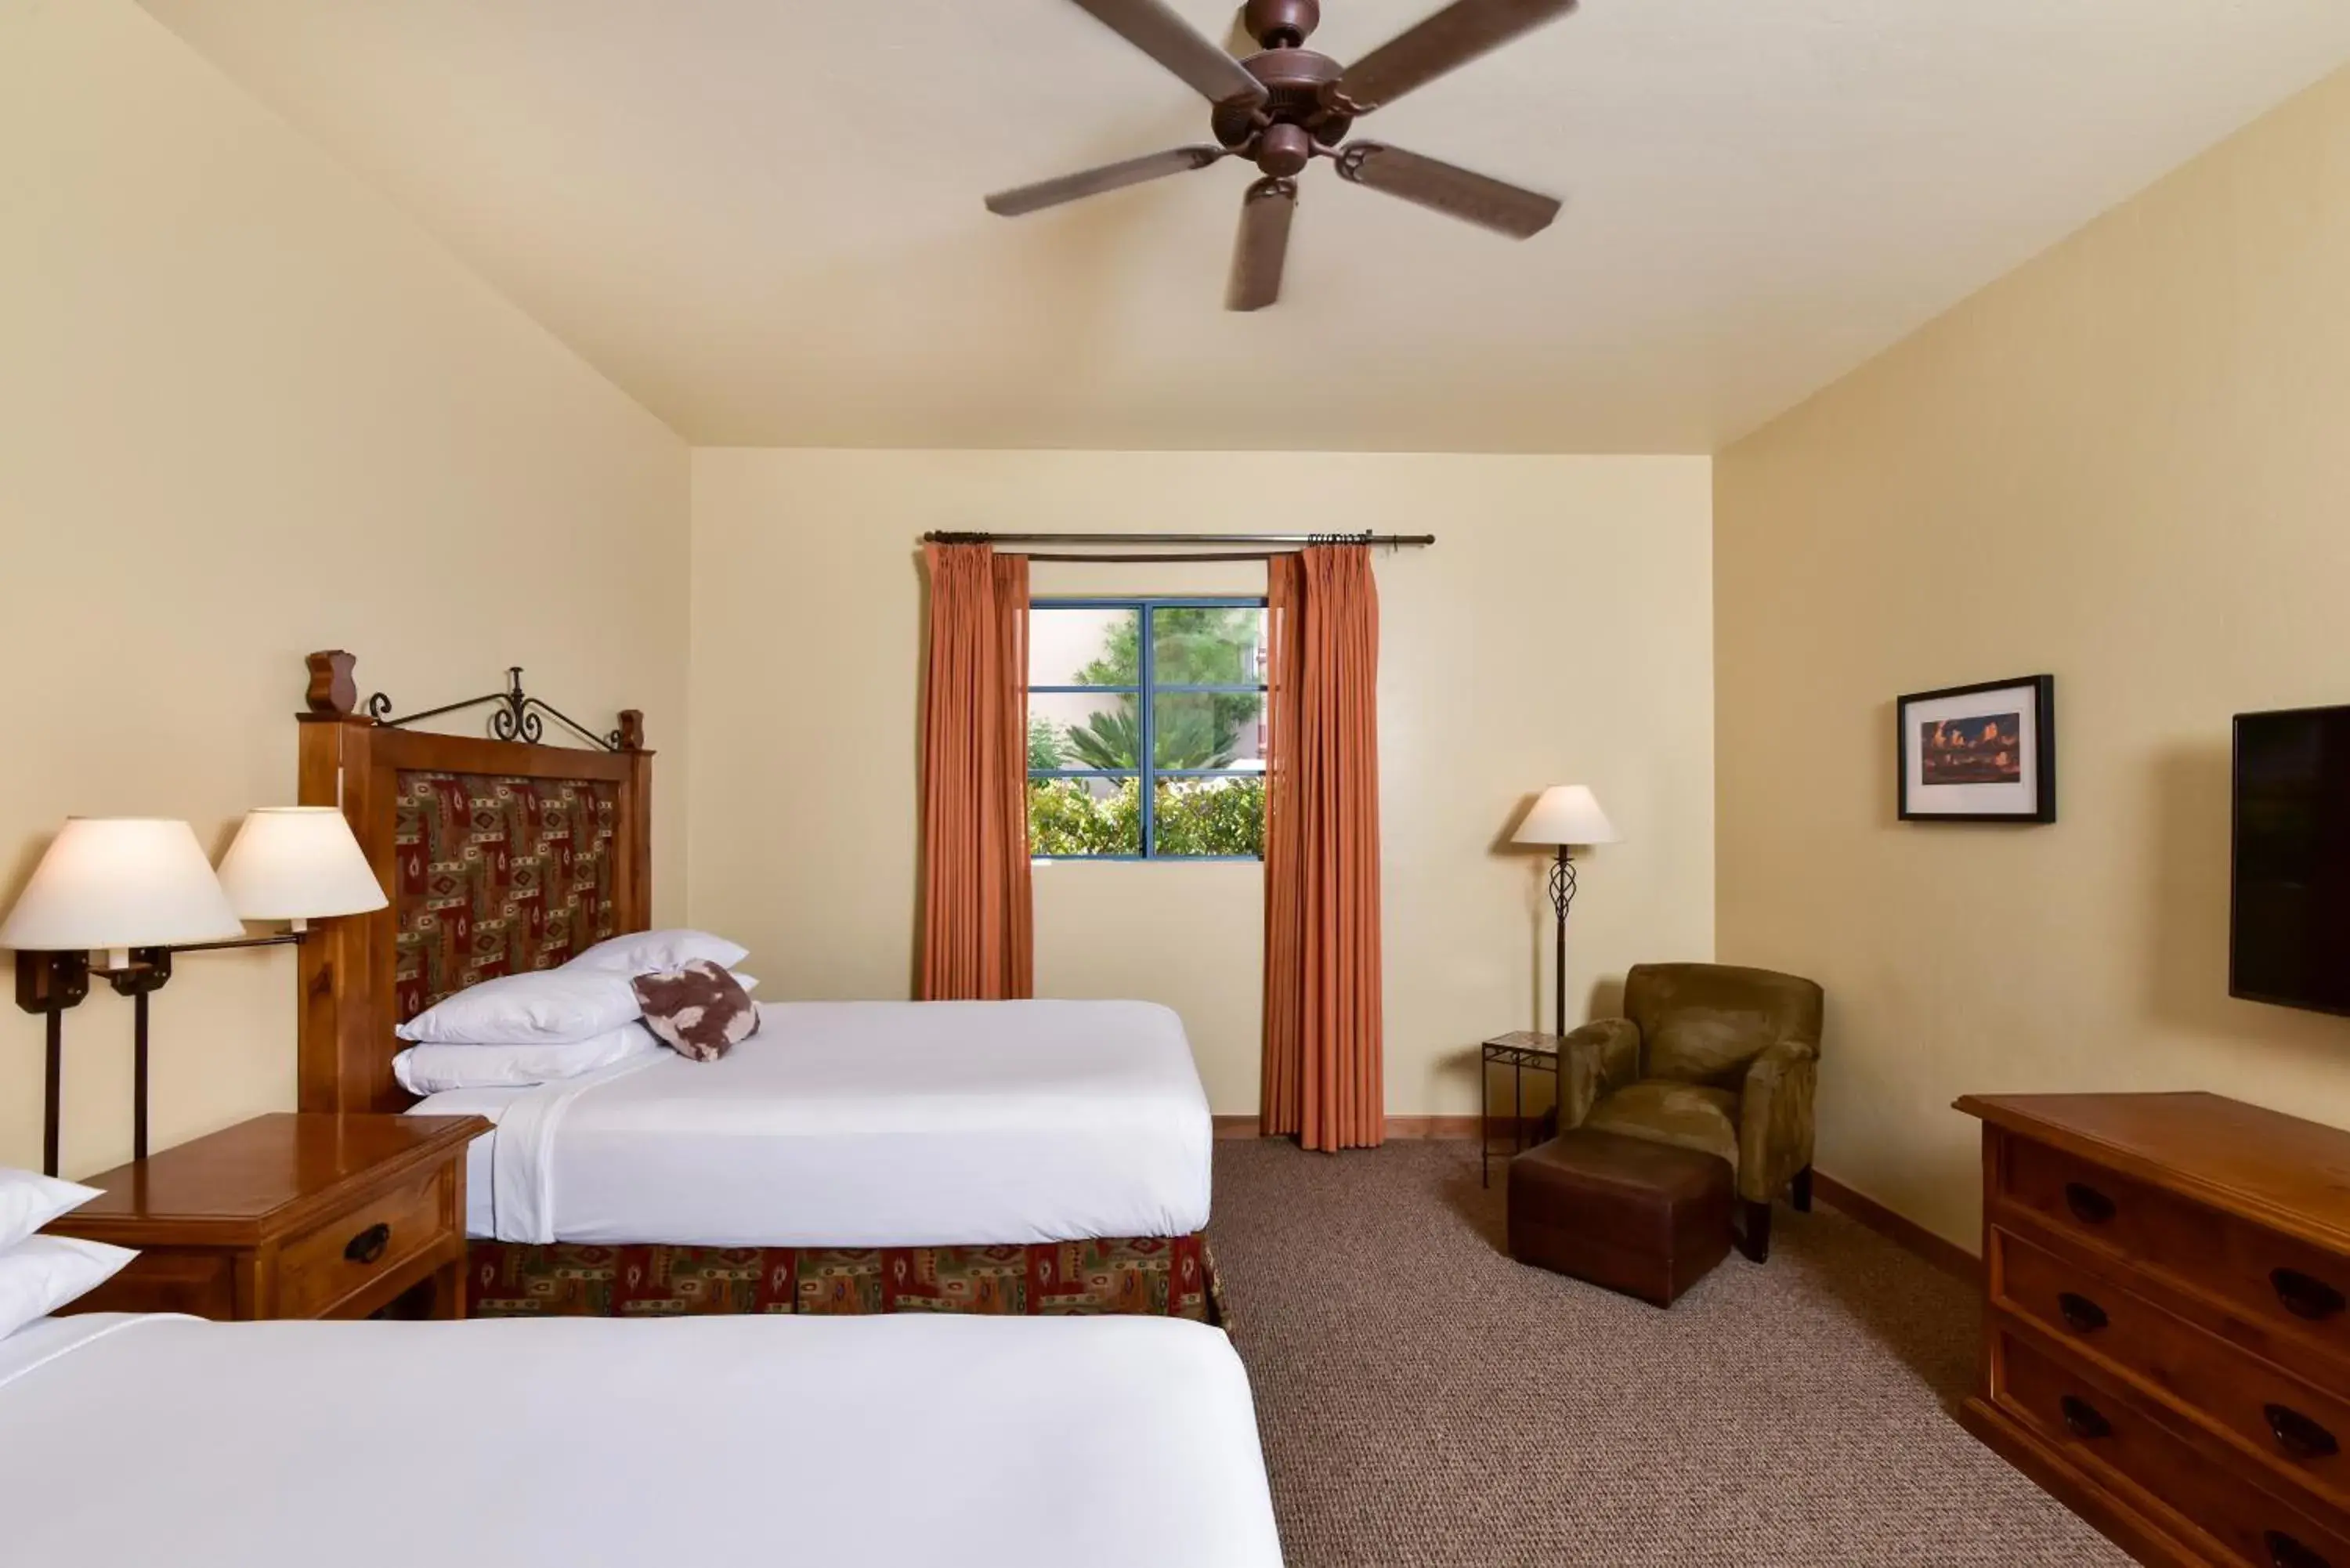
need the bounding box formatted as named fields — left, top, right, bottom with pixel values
left=2273, top=1268, right=2348, bottom=1323
left=344, top=1223, right=392, bottom=1266
left=2059, top=1395, right=2111, bottom=1440
left=2266, top=1404, right=2341, bottom=1461
left=2266, top=1530, right=2332, bottom=1568
left=2063, top=1182, right=2117, bottom=1225
left=2056, top=1292, right=2109, bottom=1333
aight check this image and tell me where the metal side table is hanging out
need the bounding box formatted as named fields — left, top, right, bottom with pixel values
left=1480, top=1031, right=1564, bottom=1187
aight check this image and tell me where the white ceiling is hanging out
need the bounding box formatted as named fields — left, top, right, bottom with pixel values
left=139, top=0, right=2350, bottom=453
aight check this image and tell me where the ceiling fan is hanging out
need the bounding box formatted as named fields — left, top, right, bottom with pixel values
left=985, top=0, right=1578, bottom=311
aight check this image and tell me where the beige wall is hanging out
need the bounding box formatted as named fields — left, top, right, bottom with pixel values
left=0, top=0, right=690, bottom=1177
left=1715, top=68, right=2350, bottom=1248
left=689, top=449, right=1713, bottom=1115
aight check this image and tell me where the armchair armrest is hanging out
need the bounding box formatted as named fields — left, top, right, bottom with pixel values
left=1556, top=1018, right=1641, bottom=1129
left=1737, top=1039, right=1818, bottom=1204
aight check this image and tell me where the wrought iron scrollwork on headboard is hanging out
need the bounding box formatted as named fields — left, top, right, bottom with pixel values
left=302, top=651, right=645, bottom=752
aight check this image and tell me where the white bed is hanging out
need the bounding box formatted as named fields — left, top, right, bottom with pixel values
left=410, top=999, right=1215, bottom=1247
left=0, top=1310, right=1280, bottom=1567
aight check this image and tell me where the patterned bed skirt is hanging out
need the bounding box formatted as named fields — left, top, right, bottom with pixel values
left=465, top=1234, right=1223, bottom=1324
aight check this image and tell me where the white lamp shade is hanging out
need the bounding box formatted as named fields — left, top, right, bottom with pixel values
left=0, top=818, right=244, bottom=952
left=1511, top=786, right=1620, bottom=847
left=216, top=807, right=388, bottom=921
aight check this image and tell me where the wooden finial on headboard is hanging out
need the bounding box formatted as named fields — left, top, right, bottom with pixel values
left=303, top=650, right=359, bottom=721
left=616, top=710, right=646, bottom=752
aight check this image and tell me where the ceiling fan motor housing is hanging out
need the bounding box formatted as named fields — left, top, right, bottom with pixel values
left=1210, top=46, right=1355, bottom=170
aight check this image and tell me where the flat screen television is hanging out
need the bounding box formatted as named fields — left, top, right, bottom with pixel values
left=2233, top=705, right=2350, bottom=1016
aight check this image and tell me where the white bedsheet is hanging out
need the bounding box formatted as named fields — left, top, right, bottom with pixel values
left=0, top=1312, right=1280, bottom=1567
left=409, top=999, right=1214, bottom=1246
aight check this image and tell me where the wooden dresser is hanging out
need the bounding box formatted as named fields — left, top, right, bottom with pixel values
left=1958, top=1093, right=2350, bottom=1568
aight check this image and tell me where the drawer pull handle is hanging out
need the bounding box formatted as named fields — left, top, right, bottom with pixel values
left=2266, top=1404, right=2341, bottom=1461
left=2273, top=1268, right=2348, bottom=1323
left=344, top=1223, right=391, bottom=1266
left=2056, top=1292, right=2109, bottom=1333
left=2063, top=1183, right=2117, bottom=1225
left=2266, top=1530, right=2333, bottom=1568
left=2059, top=1395, right=2111, bottom=1440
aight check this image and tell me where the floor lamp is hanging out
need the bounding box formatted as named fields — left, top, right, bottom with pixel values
left=1512, top=786, right=1619, bottom=1039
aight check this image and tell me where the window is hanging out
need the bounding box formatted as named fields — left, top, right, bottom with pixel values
left=1028, top=598, right=1268, bottom=860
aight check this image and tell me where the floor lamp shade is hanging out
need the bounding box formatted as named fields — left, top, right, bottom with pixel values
left=1512, top=785, right=1619, bottom=847
left=0, top=818, right=243, bottom=956
left=216, top=807, right=388, bottom=922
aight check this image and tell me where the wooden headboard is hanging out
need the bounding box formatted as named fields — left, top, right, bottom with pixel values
left=295, top=651, right=653, bottom=1114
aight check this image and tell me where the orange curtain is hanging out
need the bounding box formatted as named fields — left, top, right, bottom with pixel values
left=1260, top=545, right=1384, bottom=1151
left=918, top=543, right=1034, bottom=1000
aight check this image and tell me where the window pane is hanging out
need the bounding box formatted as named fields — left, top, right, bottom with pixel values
left=1030, top=606, right=1140, bottom=687
left=1030, top=691, right=1141, bottom=772
left=1029, top=776, right=1141, bottom=857
left=1152, top=605, right=1265, bottom=688
left=1154, top=692, right=1266, bottom=770
left=1153, top=775, right=1265, bottom=858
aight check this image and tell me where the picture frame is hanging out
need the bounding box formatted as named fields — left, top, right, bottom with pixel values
left=1896, top=674, right=2056, bottom=823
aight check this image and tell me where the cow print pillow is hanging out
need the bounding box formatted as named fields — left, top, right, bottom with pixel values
left=631, top=959, right=760, bottom=1063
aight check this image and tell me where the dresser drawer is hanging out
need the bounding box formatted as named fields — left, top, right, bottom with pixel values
left=1994, top=1324, right=2350, bottom=1568
left=1998, top=1135, right=2350, bottom=1375
left=2000, top=1135, right=2227, bottom=1269
left=1997, top=1226, right=2350, bottom=1511
left=274, top=1165, right=450, bottom=1319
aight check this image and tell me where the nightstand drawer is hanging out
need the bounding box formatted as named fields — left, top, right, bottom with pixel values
left=275, top=1164, right=450, bottom=1318
left=67, top=1250, right=238, bottom=1320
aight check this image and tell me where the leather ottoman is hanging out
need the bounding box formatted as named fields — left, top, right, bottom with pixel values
left=1506, top=1130, right=1734, bottom=1306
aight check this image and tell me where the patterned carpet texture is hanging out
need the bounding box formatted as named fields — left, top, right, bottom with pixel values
left=1211, top=1139, right=2126, bottom=1568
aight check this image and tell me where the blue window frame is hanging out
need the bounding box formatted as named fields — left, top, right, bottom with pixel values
left=1028, top=596, right=1268, bottom=861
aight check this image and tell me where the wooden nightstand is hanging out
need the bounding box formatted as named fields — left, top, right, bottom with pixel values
left=42, top=1112, right=490, bottom=1321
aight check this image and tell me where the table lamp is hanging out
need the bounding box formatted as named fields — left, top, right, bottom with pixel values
left=1511, top=786, right=1620, bottom=1040
left=0, top=819, right=243, bottom=1175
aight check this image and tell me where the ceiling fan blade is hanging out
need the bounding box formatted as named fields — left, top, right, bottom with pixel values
left=1227, top=177, right=1298, bottom=312
left=985, top=146, right=1226, bottom=217
left=1335, top=142, right=1560, bottom=238
left=1068, top=0, right=1270, bottom=108
left=1326, top=0, right=1578, bottom=115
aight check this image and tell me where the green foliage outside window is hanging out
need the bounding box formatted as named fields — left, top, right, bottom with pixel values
left=1026, top=776, right=1265, bottom=858
left=1062, top=606, right=1264, bottom=770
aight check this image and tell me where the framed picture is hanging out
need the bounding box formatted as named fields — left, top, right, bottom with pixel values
left=1896, top=674, right=2056, bottom=823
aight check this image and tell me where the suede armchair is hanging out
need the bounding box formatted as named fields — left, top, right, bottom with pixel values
left=1555, top=963, right=1824, bottom=1262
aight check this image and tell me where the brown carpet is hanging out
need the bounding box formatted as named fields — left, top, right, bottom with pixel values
left=1209, top=1138, right=2126, bottom=1568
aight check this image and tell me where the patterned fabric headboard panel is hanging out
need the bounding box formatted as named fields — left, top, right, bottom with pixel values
left=392, top=771, right=621, bottom=1024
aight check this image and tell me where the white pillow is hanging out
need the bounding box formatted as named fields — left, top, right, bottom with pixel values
left=566, top=928, right=749, bottom=976
left=0, top=1235, right=138, bottom=1341
left=392, top=1024, right=660, bottom=1095
left=0, top=1170, right=101, bottom=1253
left=396, top=969, right=642, bottom=1046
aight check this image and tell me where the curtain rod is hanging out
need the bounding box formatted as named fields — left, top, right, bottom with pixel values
left=923, top=531, right=1436, bottom=550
